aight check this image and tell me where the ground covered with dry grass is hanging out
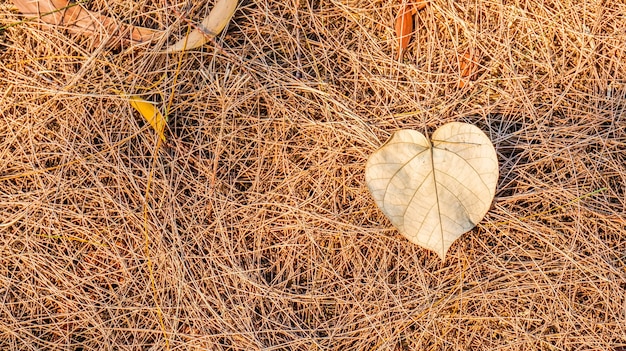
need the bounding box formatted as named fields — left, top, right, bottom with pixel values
left=1, top=0, right=625, bottom=349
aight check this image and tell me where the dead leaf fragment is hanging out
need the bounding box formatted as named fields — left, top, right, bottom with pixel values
left=114, top=90, right=167, bottom=142
left=166, top=0, right=238, bottom=53
left=395, top=4, right=413, bottom=59
left=458, top=48, right=481, bottom=88
left=394, top=2, right=427, bottom=59
left=128, top=96, right=167, bottom=142
left=12, top=0, right=162, bottom=45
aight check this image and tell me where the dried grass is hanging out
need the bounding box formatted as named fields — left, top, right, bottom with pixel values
left=1, top=0, right=625, bottom=350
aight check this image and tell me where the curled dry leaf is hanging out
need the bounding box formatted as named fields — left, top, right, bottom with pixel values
left=114, top=90, right=167, bottom=142
left=166, top=0, right=238, bottom=53
left=365, top=122, right=498, bottom=260
left=12, top=0, right=162, bottom=45
left=458, top=48, right=481, bottom=88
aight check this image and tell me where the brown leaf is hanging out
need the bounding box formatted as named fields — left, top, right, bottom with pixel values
left=11, top=0, right=162, bottom=46
left=395, top=4, right=413, bottom=59
left=457, top=48, right=481, bottom=88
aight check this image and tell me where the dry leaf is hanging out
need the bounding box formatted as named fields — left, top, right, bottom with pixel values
left=128, top=96, right=167, bottom=142
left=166, top=0, right=238, bottom=53
left=394, top=2, right=427, bottom=59
left=12, top=0, right=162, bottom=45
left=114, top=91, right=167, bottom=142
left=458, top=48, right=481, bottom=88
left=365, top=122, right=498, bottom=260
left=395, top=4, right=413, bottom=59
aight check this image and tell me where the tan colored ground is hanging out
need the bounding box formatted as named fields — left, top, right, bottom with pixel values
left=1, top=0, right=625, bottom=350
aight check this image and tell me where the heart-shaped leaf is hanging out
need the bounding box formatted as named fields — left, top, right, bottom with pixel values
left=365, top=122, right=498, bottom=260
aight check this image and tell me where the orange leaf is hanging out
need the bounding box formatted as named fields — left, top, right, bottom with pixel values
left=457, top=48, right=481, bottom=88
left=11, top=0, right=162, bottom=46
left=395, top=4, right=414, bottom=59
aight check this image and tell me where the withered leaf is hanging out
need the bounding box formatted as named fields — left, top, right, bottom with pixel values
left=166, top=0, right=238, bottom=53
left=395, top=4, right=413, bottom=59
left=113, top=89, right=167, bottom=143
left=365, top=123, right=498, bottom=260
left=458, top=48, right=481, bottom=88
left=394, top=2, right=428, bottom=59
left=12, top=0, right=162, bottom=46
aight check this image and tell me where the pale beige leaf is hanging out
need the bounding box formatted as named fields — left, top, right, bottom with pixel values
left=166, top=0, right=238, bottom=53
left=12, top=0, right=162, bottom=45
left=365, top=122, right=498, bottom=260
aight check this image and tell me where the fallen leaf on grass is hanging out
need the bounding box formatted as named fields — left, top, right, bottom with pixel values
left=394, top=2, right=428, bottom=59
left=114, top=90, right=167, bottom=142
left=365, top=122, right=498, bottom=260
left=12, top=0, right=162, bottom=45
left=457, top=48, right=481, bottom=88
left=166, top=0, right=238, bottom=53
left=395, top=4, right=414, bottom=59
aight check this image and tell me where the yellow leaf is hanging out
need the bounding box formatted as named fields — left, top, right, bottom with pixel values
left=166, top=0, right=238, bottom=53
left=128, top=97, right=167, bottom=142
left=114, top=90, right=166, bottom=142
